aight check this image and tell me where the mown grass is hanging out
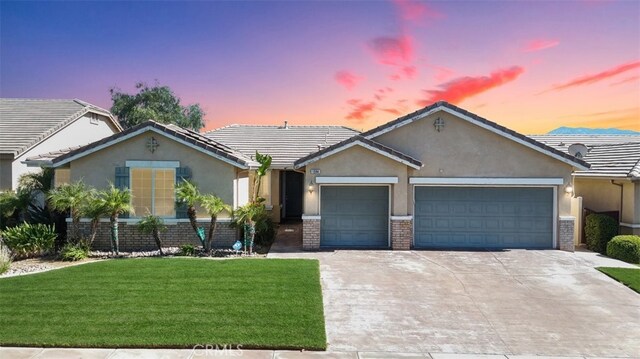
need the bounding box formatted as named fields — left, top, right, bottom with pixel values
left=0, top=258, right=326, bottom=349
left=597, top=267, right=640, bottom=293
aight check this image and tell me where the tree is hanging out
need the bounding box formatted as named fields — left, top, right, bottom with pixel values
left=199, top=194, right=231, bottom=254
left=99, top=184, right=133, bottom=255
left=110, top=82, right=205, bottom=130
left=175, top=180, right=204, bottom=247
left=137, top=215, right=167, bottom=255
left=252, top=151, right=272, bottom=202
left=47, top=181, right=89, bottom=242
left=81, top=190, right=107, bottom=247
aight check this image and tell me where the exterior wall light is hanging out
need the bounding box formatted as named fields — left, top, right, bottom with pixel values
left=565, top=185, right=574, bottom=195
left=308, top=180, right=315, bottom=194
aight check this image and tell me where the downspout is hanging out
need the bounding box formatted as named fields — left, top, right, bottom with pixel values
left=611, top=180, right=623, bottom=234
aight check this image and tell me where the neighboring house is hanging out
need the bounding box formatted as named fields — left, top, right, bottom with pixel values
left=205, top=123, right=358, bottom=222
left=532, top=135, right=640, bottom=237
left=27, top=101, right=591, bottom=252
left=0, top=98, right=122, bottom=190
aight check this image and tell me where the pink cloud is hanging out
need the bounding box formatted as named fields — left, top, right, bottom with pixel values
left=418, top=66, right=525, bottom=106
left=392, top=0, right=443, bottom=22
left=381, top=108, right=402, bottom=115
left=334, top=70, right=364, bottom=90
left=550, top=60, right=640, bottom=91
left=523, top=39, right=560, bottom=52
left=369, top=35, right=413, bottom=66
left=346, top=99, right=376, bottom=121
left=610, top=75, right=640, bottom=86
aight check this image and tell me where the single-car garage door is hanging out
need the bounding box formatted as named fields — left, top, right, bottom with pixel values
left=321, top=186, right=389, bottom=248
left=414, top=187, right=553, bottom=249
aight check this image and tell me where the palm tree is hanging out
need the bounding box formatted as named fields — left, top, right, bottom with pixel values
left=81, top=190, right=107, bottom=248
left=47, top=181, right=89, bottom=241
left=137, top=214, right=167, bottom=255
left=99, top=184, right=133, bottom=255
left=233, top=202, right=265, bottom=255
left=199, top=194, right=231, bottom=254
left=175, top=180, right=203, bottom=246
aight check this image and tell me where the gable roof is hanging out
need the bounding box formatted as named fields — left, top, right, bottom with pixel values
left=43, top=121, right=257, bottom=169
left=294, top=135, right=423, bottom=169
left=360, top=101, right=590, bottom=170
left=528, top=134, right=640, bottom=152
left=0, top=98, right=123, bottom=157
left=205, top=124, right=359, bottom=169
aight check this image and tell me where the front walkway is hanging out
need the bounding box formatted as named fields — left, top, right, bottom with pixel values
left=269, top=222, right=303, bottom=253
left=0, top=347, right=632, bottom=358
left=269, top=249, right=640, bottom=358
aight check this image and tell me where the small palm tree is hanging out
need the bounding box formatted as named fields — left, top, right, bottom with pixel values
left=175, top=180, right=203, bottom=246
left=233, top=202, right=265, bottom=255
left=81, top=190, right=107, bottom=247
left=137, top=214, right=167, bottom=255
left=47, top=181, right=89, bottom=242
left=99, top=184, right=133, bottom=255
left=199, top=194, right=231, bottom=254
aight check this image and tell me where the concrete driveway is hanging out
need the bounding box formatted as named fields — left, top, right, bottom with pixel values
left=269, top=249, right=640, bottom=358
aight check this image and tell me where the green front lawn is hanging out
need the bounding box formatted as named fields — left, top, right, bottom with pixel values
left=0, top=258, right=326, bottom=349
left=597, top=267, right=640, bottom=293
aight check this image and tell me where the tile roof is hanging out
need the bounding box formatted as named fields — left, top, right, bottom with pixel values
left=359, top=101, right=591, bottom=169
left=205, top=124, right=359, bottom=168
left=529, top=134, right=640, bottom=153
left=294, top=135, right=423, bottom=169
left=42, top=121, right=257, bottom=168
left=0, top=98, right=121, bottom=156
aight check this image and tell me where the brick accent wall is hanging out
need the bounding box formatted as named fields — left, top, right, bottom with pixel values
left=72, top=220, right=238, bottom=251
left=302, top=218, right=321, bottom=250
left=391, top=218, right=412, bottom=250
left=558, top=217, right=575, bottom=252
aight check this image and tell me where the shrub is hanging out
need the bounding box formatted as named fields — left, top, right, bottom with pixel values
left=137, top=215, right=167, bottom=255
left=0, top=222, right=56, bottom=259
left=60, top=243, right=89, bottom=262
left=178, top=244, right=197, bottom=257
left=606, top=235, right=640, bottom=264
left=585, top=214, right=618, bottom=254
left=0, top=240, right=11, bottom=275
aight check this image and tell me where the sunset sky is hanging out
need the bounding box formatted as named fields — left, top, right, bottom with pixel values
left=1, top=0, right=638, bottom=134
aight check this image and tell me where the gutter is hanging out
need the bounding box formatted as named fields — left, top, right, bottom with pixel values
left=611, top=180, right=624, bottom=234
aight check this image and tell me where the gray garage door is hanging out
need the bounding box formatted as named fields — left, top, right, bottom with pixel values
left=414, top=187, right=553, bottom=249
left=321, top=186, right=389, bottom=248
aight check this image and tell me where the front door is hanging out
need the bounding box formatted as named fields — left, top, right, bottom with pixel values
left=281, top=171, right=304, bottom=221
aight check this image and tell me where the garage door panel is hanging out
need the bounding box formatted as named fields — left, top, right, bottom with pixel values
left=415, top=187, right=553, bottom=249
left=321, top=186, right=389, bottom=248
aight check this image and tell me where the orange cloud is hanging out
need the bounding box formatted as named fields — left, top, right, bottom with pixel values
left=523, top=39, right=560, bottom=52
left=418, top=66, right=525, bottom=106
left=392, top=0, right=443, bottom=22
left=381, top=108, right=402, bottom=115
left=335, top=70, right=364, bottom=90
left=369, top=35, right=413, bottom=66
left=549, top=60, right=640, bottom=91
left=346, top=99, right=376, bottom=121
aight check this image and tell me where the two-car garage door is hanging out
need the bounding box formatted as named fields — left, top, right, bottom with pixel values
left=414, top=187, right=554, bottom=249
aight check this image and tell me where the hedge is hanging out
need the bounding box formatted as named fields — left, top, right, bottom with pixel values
left=606, top=235, right=640, bottom=264
left=584, top=214, right=618, bottom=254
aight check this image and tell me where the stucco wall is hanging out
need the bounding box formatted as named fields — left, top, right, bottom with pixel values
left=0, top=157, right=12, bottom=191
left=574, top=178, right=637, bottom=225
left=303, top=145, right=408, bottom=215
left=371, top=110, right=575, bottom=216
left=68, top=130, right=237, bottom=219
left=12, top=113, right=118, bottom=190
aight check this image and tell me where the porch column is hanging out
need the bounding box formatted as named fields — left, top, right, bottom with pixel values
left=558, top=216, right=575, bottom=252
left=391, top=216, right=412, bottom=250
left=302, top=215, right=321, bottom=250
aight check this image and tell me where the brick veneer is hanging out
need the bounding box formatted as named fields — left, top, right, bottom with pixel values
left=302, top=217, right=321, bottom=250
left=391, top=217, right=412, bottom=250
left=558, top=216, right=575, bottom=252
left=71, top=220, right=238, bottom=251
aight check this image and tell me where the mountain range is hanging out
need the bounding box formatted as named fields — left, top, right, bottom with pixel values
left=548, top=127, right=640, bottom=135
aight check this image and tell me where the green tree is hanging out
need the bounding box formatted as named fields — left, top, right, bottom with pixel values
left=47, top=181, right=89, bottom=242
left=99, top=184, right=133, bottom=255
left=110, top=82, right=205, bottom=130
left=175, top=180, right=203, bottom=247
left=252, top=151, right=272, bottom=202
left=199, top=194, right=231, bottom=254
left=137, top=215, right=167, bottom=255
left=81, top=190, right=107, bottom=247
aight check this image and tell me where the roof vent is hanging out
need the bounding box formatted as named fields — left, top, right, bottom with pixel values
left=283, top=121, right=289, bottom=129
left=568, top=143, right=588, bottom=159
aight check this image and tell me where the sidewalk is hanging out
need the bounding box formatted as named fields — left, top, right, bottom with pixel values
left=0, top=347, right=630, bottom=359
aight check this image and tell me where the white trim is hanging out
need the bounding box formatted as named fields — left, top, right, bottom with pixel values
left=301, top=215, right=321, bottom=220
left=316, top=176, right=398, bottom=184
left=390, top=216, right=413, bottom=221
left=559, top=216, right=576, bottom=221
left=125, top=160, right=180, bottom=168
left=409, top=177, right=564, bottom=186
left=363, top=104, right=589, bottom=170
left=553, top=187, right=558, bottom=248
left=53, top=126, right=249, bottom=169
left=295, top=140, right=422, bottom=169
left=620, top=222, right=640, bottom=229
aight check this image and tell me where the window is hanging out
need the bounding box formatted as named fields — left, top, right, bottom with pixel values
left=130, top=168, right=175, bottom=217
left=54, top=168, right=70, bottom=187
left=89, top=113, right=99, bottom=125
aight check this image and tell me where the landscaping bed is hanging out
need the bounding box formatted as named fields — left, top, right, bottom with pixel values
left=0, top=258, right=326, bottom=350
left=597, top=267, right=640, bottom=293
